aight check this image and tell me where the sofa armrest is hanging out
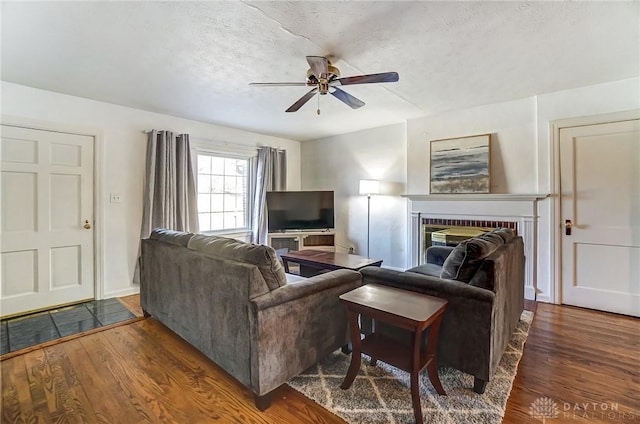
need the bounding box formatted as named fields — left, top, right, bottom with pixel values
left=360, top=266, right=494, bottom=303
left=248, top=269, right=362, bottom=396
left=251, top=269, right=362, bottom=311
left=426, top=245, right=454, bottom=266
left=485, top=237, right=526, bottom=376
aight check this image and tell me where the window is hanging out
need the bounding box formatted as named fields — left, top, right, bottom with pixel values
left=196, top=153, right=250, bottom=233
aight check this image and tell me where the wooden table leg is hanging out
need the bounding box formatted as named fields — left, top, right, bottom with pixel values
left=282, top=258, right=290, bottom=273
left=340, top=310, right=362, bottom=390
left=411, top=325, right=424, bottom=424
left=299, top=264, right=321, bottom=277
left=426, top=314, right=446, bottom=396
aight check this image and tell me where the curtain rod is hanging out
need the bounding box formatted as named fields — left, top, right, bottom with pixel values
left=142, top=130, right=285, bottom=152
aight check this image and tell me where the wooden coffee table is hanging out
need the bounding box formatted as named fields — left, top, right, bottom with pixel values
left=339, top=284, right=448, bottom=424
left=280, top=250, right=383, bottom=277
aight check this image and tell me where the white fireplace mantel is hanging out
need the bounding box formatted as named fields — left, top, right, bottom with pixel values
left=403, top=194, right=549, bottom=202
left=405, top=193, right=549, bottom=301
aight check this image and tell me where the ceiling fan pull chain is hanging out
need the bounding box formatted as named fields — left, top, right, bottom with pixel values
left=317, top=94, right=321, bottom=115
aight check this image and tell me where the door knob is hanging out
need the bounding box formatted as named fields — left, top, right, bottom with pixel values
left=84, top=220, right=92, bottom=230
left=565, top=219, right=572, bottom=236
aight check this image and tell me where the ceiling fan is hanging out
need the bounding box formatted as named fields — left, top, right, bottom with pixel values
left=250, top=56, right=399, bottom=114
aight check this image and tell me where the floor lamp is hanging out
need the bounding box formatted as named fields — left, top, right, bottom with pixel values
left=359, top=179, right=380, bottom=258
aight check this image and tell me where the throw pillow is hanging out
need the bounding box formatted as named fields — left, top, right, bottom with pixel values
left=493, top=228, right=515, bottom=243
left=440, top=237, right=501, bottom=282
left=478, top=232, right=504, bottom=246
left=440, top=241, right=469, bottom=280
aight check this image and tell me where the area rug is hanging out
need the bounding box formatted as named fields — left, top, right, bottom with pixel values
left=289, top=310, right=533, bottom=424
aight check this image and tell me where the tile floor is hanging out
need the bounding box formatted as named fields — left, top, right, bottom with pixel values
left=1, top=298, right=136, bottom=355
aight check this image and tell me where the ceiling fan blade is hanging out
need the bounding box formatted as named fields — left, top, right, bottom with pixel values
left=286, top=88, right=318, bottom=112
left=250, top=82, right=311, bottom=87
left=333, top=72, right=399, bottom=86
left=306, top=56, right=328, bottom=79
left=330, top=87, right=365, bottom=109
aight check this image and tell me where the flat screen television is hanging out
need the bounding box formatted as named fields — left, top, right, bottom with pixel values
left=267, top=191, right=334, bottom=232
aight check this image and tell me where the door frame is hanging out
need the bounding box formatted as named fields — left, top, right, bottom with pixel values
left=549, top=109, right=640, bottom=305
left=1, top=114, right=105, bottom=301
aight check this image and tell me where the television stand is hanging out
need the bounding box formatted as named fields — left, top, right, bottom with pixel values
left=267, top=230, right=335, bottom=254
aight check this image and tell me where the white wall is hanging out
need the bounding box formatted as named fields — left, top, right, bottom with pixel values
left=301, top=123, right=408, bottom=269
left=407, top=97, right=538, bottom=194
left=1, top=81, right=302, bottom=298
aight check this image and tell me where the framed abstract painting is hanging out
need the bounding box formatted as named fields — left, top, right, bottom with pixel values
left=430, top=133, right=491, bottom=194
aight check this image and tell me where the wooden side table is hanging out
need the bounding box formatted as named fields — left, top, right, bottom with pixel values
left=339, top=284, right=448, bottom=424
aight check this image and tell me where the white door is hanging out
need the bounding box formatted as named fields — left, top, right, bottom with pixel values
left=1, top=125, right=95, bottom=317
left=560, top=119, right=640, bottom=317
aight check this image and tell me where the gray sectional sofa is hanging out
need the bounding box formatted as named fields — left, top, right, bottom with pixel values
left=140, top=228, right=362, bottom=410
left=359, top=228, right=525, bottom=393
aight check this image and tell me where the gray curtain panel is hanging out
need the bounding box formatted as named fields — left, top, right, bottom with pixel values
left=135, top=130, right=198, bottom=284
left=251, top=147, right=286, bottom=244
left=141, top=130, right=199, bottom=236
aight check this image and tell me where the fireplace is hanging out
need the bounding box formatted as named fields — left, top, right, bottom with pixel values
left=404, top=194, right=548, bottom=300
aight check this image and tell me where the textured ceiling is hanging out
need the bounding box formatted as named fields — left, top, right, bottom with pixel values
left=2, top=1, right=638, bottom=141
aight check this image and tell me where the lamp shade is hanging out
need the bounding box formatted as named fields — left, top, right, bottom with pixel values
left=359, top=179, right=380, bottom=195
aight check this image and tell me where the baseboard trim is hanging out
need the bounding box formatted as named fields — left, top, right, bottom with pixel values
left=103, top=287, right=140, bottom=299
left=536, top=294, right=552, bottom=303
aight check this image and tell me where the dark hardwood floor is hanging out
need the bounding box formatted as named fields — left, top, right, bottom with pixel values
left=2, top=295, right=638, bottom=423
left=505, top=303, right=639, bottom=423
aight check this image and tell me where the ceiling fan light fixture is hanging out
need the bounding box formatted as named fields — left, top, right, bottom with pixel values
left=250, top=55, right=399, bottom=113
left=306, top=63, right=340, bottom=84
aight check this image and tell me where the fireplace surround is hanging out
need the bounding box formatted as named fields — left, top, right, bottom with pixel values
left=404, top=194, right=548, bottom=300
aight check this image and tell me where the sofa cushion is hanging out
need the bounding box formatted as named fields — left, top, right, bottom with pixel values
left=150, top=228, right=194, bottom=247
left=406, top=263, right=443, bottom=278
left=425, top=245, right=455, bottom=267
left=440, top=236, right=502, bottom=282
left=188, top=234, right=287, bottom=290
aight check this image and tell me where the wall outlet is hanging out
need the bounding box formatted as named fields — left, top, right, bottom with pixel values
left=110, top=192, right=122, bottom=203
left=348, top=247, right=354, bottom=254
